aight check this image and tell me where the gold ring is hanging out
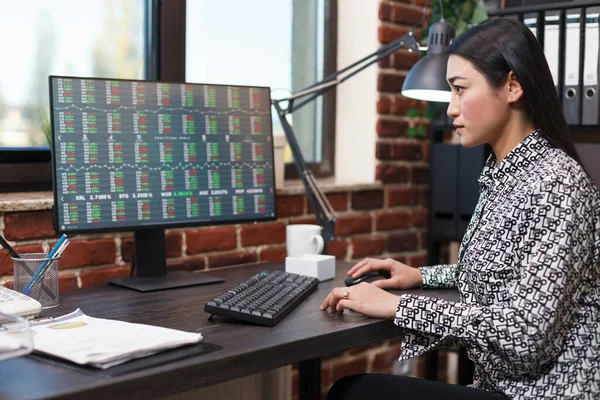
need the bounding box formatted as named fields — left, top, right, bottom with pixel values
left=343, top=290, right=350, bottom=299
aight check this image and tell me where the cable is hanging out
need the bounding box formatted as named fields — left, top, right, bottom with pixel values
left=439, top=0, right=445, bottom=22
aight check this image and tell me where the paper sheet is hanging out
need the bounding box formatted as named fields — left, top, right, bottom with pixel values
left=31, top=309, right=202, bottom=368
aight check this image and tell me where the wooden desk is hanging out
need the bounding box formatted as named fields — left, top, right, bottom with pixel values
left=0, top=261, right=459, bottom=400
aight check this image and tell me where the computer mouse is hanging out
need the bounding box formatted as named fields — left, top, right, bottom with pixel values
left=344, top=270, right=391, bottom=286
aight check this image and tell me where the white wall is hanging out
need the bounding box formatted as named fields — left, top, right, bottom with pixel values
left=335, top=1, right=379, bottom=184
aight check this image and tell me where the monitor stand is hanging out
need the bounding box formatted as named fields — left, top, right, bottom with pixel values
left=106, top=229, right=224, bottom=292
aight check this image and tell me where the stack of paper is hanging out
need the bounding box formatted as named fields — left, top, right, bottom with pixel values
left=30, top=309, right=202, bottom=369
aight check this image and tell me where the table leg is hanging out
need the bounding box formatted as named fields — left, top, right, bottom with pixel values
left=298, top=357, right=321, bottom=400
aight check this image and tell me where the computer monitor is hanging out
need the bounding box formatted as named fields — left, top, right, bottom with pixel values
left=48, top=76, right=277, bottom=291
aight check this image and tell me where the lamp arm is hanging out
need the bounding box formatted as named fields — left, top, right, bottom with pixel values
left=277, top=31, right=419, bottom=112
left=272, top=101, right=337, bottom=244
left=270, top=31, right=419, bottom=245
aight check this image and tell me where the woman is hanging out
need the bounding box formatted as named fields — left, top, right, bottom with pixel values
left=321, top=18, right=600, bottom=399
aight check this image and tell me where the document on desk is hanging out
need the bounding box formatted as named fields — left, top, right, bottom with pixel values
left=30, top=309, right=202, bottom=369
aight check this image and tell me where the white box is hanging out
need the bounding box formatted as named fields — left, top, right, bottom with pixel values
left=285, top=254, right=335, bottom=282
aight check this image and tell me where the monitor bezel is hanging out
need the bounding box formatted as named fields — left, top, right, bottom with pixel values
left=49, top=75, right=279, bottom=236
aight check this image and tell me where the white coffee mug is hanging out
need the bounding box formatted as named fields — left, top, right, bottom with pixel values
left=286, top=224, right=324, bottom=257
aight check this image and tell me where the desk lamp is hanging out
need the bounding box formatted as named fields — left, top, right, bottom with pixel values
left=271, top=1, right=455, bottom=252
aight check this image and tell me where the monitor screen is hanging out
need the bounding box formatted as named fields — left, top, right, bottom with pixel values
left=48, top=76, right=277, bottom=290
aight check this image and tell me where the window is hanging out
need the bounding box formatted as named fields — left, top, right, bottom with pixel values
left=0, top=0, right=145, bottom=148
left=185, top=0, right=337, bottom=178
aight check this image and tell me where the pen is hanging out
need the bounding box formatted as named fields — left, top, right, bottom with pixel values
left=23, top=238, right=70, bottom=296
left=23, top=235, right=68, bottom=294
left=0, top=235, right=20, bottom=259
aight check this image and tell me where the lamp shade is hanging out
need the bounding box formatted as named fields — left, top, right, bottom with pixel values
left=401, top=20, right=456, bottom=103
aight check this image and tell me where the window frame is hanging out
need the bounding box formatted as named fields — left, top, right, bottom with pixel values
left=0, top=0, right=336, bottom=192
left=284, top=0, right=337, bottom=179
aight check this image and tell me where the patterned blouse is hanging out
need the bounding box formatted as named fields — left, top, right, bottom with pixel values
left=394, top=130, right=600, bottom=399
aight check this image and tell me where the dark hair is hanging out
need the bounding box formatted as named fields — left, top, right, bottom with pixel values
left=446, top=18, right=583, bottom=166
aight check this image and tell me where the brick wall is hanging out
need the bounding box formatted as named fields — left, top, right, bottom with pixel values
left=0, top=1, right=436, bottom=397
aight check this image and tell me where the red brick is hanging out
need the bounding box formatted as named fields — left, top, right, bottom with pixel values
left=307, top=192, right=348, bottom=214
left=331, top=357, right=369, bottom=382
left=419, top=231, right=428, bottom=250
left=322, top=364, right=333, bottom=388
left=121, top=232, right=182, bottom=262
left=411, top=208, right=428, bottom=227
left=411, top=165, right=429, bottom=184
left=168, top=256, right=205, bottom=271
left=413, top=0, right=428, bottom=6
left=421, top=141, right=430, bottom=162
left=375, top=210, right=411, bottom=231
left=406, top=252, right=428, bottom=267
left=3, top=282, right=13, bottom=290
left=260, top=246, right=287, bottom=261
left=59, top=239, right=116, bottom=269
left=377, top=95, right=392, bottom=114
left=351, top=190, right=384, bottom=210
left=379, top=2, right=392, bottom=21
left=186, top=226, right=237, bottom=254
left=0, top=244, right=44, bottom=276
left=372, top=345, right=402, bottom=371
left=387, top=186, right=421, bottom=206
left=421, top=188, right=430, bottom=207
left=376, top=119, right=408, bottom=138
left=80, top=266, right=130, bottom=288
left=391, top=50, right=421, bottom=70
left=378, top=56, right=391, bottom=69
left=289, top=216, right=318, bottom=225
left=378, top=25, right=410, bottom=44
left=241, top=222, right=286, bottom=246
left=59, top=274, right=78, bottom=291
left=207, top=251, right=258, bottom=269
left=388, top=232, right=419, bottom=252
left=393, top=143, right=423, bottom=160
left=4, top=211, right=56, bottom=240
left=376, top=143, right=393, bottom=160
left=352, top=236, right=387, bottom=258
left=376, top=165, right=410, bottom=184
left=391, top=3, right=426, bottom=25
left=327, top=240, right=348, bottom=260
left=335, top=215, right=372, bottom=236
left=165, top=232, right=183, bottom=258
left=391, top=95, right=423, bottom=115
left=377, top=72, right=405, bottom=93
left=120, top=237, right=134, bottom=262
left=276, top=195, right=305, bottom=218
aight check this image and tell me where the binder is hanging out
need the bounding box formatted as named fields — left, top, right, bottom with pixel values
left=544, top=11, right=560, bottom=94
left=563, top=9, right=582, bottom=125
left=582, top=7, right=600, bottom=125
left=524, top=13, right=537, bottom=38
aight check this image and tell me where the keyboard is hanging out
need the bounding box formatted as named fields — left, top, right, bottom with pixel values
left=204, top=270, right=319, bottom=326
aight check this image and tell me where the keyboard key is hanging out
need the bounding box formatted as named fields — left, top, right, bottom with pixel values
left=204, top=270, right=319, bottom=326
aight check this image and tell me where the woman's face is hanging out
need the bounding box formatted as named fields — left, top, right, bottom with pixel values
left=446, top=55, right=510, bottom=148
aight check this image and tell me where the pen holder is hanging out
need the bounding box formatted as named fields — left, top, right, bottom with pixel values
left=13, top=253, right=60, bottom=309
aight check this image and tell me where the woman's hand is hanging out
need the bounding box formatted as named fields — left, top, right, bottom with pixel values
left=347, top=258, right=423, bottom=289
left=319, top=282, right=400, bottom=319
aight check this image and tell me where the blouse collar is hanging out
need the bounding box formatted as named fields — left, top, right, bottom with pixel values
left=479, top=129, right=551, bottom=189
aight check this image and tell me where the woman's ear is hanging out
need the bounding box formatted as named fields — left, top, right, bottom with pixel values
left=506, top=71, right=524, bottom=103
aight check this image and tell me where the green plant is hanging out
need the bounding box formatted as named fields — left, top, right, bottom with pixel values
left=40, top=108, right=51, bottom=145
left=406, top=108, right=428, bottom=139
left=422, top=0, right=488, bottom=43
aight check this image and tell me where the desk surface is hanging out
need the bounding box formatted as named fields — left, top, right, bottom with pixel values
left=0, top=261, right=459, bottom=400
